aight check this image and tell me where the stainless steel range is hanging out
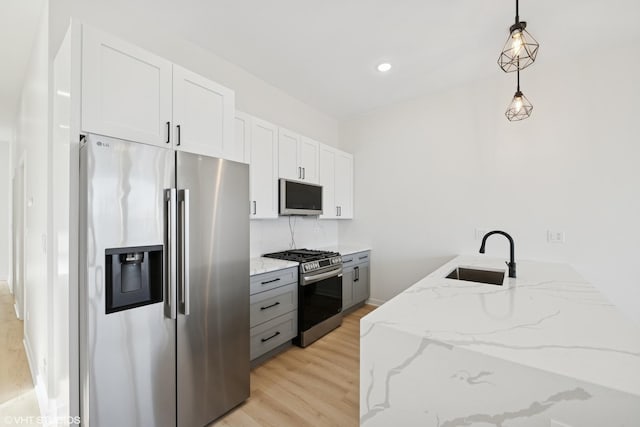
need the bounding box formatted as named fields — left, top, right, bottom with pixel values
left=263, top=249, right=343, bottom=347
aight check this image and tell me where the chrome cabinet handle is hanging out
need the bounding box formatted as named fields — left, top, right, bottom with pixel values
left=302, top=167, right=305, bottom=180
left=261, top=331, right=281, bottom=343
left=179, top=189, right=190, bottom=316
left=298, top=167, right=302, bottom=179
left=166, top=121, right=170, bottom=144
left=252, top=201, right=257, bottom=215
left=336, top=206, right=339, bottom=217
left=260, top=301, right=281, bottom=311
left=164, top=189, right=177, bottom=319
left=176, top=124, right=181, bottom=146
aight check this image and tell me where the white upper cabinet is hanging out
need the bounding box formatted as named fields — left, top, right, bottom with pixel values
left=278, top=128, right=300, bottom=180
left=250, top=117, right=279, bottom=219
left=172, top=65, right=234, bottom=157
left=82, top=25, right=236, bottom=158
left=335, top=150, right=353, bottom=219
left=278, top=128, right=319, bottom=183
left=299, top=137, right=319, bottom=183
left=232, top=112, right=252, bottom=164
left=319, top=144, right=353, bottom=219
left=82, top=26, right=172, bottom=147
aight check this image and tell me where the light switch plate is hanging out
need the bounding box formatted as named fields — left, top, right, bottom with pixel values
left=547, top=230, right=566, bottom=243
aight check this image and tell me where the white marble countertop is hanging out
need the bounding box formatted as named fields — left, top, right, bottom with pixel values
left=250, top=257, right=298, bottom=276
left=362, top=254, right=640, bottom=397
left=318, top=244, right=371, bottom=256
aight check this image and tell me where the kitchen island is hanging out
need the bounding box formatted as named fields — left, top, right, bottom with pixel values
left=360, top=255, right=640, bottom=426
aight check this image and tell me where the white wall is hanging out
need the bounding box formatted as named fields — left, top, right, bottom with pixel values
left=251, top=217, right=338, bottom=258
left=0, top=141, right=10, bottom=281
left=13, top=0, right=50, bottom=404
left=339, top=41, right=640, bottom=324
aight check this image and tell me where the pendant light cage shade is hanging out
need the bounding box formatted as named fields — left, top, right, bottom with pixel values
left=505, top=91, right=533, bottom=121
left=498, top=25, right=539, bottom=73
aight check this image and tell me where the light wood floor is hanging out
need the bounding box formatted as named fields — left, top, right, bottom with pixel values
left=213, top=304, right=376, bottom=427
left=0, top=281, right=34, bottom=404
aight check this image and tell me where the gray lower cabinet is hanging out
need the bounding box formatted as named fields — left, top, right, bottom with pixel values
left=250, top=266, right=298, bottom=360
left=342, top=251, right=370, bottom=311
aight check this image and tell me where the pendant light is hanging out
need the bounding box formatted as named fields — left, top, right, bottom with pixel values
left=505, top=68, right=533, bottom=121
left=498, top=0, right=539, bottom=73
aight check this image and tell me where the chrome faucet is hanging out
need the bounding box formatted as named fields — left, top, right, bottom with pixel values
left=479, top=230, right=516, bottom=278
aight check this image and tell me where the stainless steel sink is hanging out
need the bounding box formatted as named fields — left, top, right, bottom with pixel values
left=445, top=267, right=505, bottom=286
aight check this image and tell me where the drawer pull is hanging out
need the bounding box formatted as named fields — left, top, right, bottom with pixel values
left=359, top=256, right=368, bottom=260
left=260, top=301, right=281, bottom=311
left=343, top=259, right=353, bottom=264
left=261, top=331, right=281, bottom=342
left=261, top=278, right=281, bottom=285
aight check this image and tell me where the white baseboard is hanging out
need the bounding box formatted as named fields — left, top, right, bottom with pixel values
left=365, top=298, right=385, bottom=307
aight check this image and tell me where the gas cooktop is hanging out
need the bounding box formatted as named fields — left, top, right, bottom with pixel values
left=263, top=249, right=341, bottom=263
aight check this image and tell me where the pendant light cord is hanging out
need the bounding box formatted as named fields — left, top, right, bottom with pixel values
left=515, top=0, right=520, bottom=24
left=516, top=68, right=520, bottom=92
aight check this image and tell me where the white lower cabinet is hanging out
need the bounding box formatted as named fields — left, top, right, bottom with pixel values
left=342, top=251, right=370, bottom=311
left=250, top=267, right=298, bottom=360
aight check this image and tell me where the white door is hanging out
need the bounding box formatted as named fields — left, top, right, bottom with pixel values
left=81, top=25, right=172, bottom=146
left=318, top=145, right=337, bottom=219
left=299, top=137, right=319, bottom=183
left=335, top=151, right=353, bottom=219
left=232, top=112, right=252, bottom=164
left=173, top=65, right=234, bottom=157
left=278, top=128, right=301, bottom=180
left=250, top=118, right=279, bottom=218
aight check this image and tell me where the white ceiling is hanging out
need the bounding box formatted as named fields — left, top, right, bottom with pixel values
left=88, top=0, right=640, bottom=119
left=0, top=0, right=44, bottom=140
left=3, top=0, right=640, bottom=128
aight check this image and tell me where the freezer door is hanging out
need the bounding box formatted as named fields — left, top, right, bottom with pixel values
left=176, top=153, right=250, bottom=426
left=79, top=135, right=176, bottom=427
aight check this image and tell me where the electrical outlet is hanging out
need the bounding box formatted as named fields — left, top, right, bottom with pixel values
left=475, top=228, right=488, bottom=240
left=550, top=419, right=572, bottom=427
left=547, top=230, right=565, bottom=244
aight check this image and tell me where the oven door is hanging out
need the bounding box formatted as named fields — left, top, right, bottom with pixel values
left=299, top=267, right=343, bottom=332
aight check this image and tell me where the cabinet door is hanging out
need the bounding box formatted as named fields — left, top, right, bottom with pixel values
left=335, top=151, right=353, bottom=219
left=318, top=145, right=337, bottom=219
left=173, top=65, right=234, bottom=157
left=299, top=137, right=319, bottom=183
left=233, top=112, right=252, bottom=164
left=342, top=266, right=354, bottom=311
left=250, top=118, right=279, bottom=218
left=353, top=263, right=370, bottom=304
left=278, top=128, right=301, bottom=180
left=82, top=25, right=172, bottom=146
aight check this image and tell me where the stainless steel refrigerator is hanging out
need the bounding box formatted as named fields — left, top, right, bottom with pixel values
left=79, top=134, right=249, bottom=427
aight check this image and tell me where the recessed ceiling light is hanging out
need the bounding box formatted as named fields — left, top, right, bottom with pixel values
left=377, top=63, right=392, bottom=72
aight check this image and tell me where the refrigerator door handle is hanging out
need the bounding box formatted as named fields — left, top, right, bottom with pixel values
left=165, top=189, right=177, bottom=319
left=179, top=189, right=190, bottom=316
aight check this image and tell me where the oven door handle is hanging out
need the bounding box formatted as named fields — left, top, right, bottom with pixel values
left=302, top=268, right=343, bottom=286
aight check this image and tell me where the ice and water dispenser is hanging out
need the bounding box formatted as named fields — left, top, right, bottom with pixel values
left=105, top=245, right=163, bottom=313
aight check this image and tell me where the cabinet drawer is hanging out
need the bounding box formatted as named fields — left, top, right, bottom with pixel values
left=250, top=267, right=297, bottom=294
left=341, top=251, right=370, bottom=266
left=250, top=311, right=297, bottom=360
left=250, top=283, right=297, bottom=327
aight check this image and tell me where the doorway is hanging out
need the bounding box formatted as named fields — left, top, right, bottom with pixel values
left=11, top=161, right=24, bottom=320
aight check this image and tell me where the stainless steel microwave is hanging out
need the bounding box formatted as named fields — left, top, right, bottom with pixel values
left=279, top=179, right=323, bottom=215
